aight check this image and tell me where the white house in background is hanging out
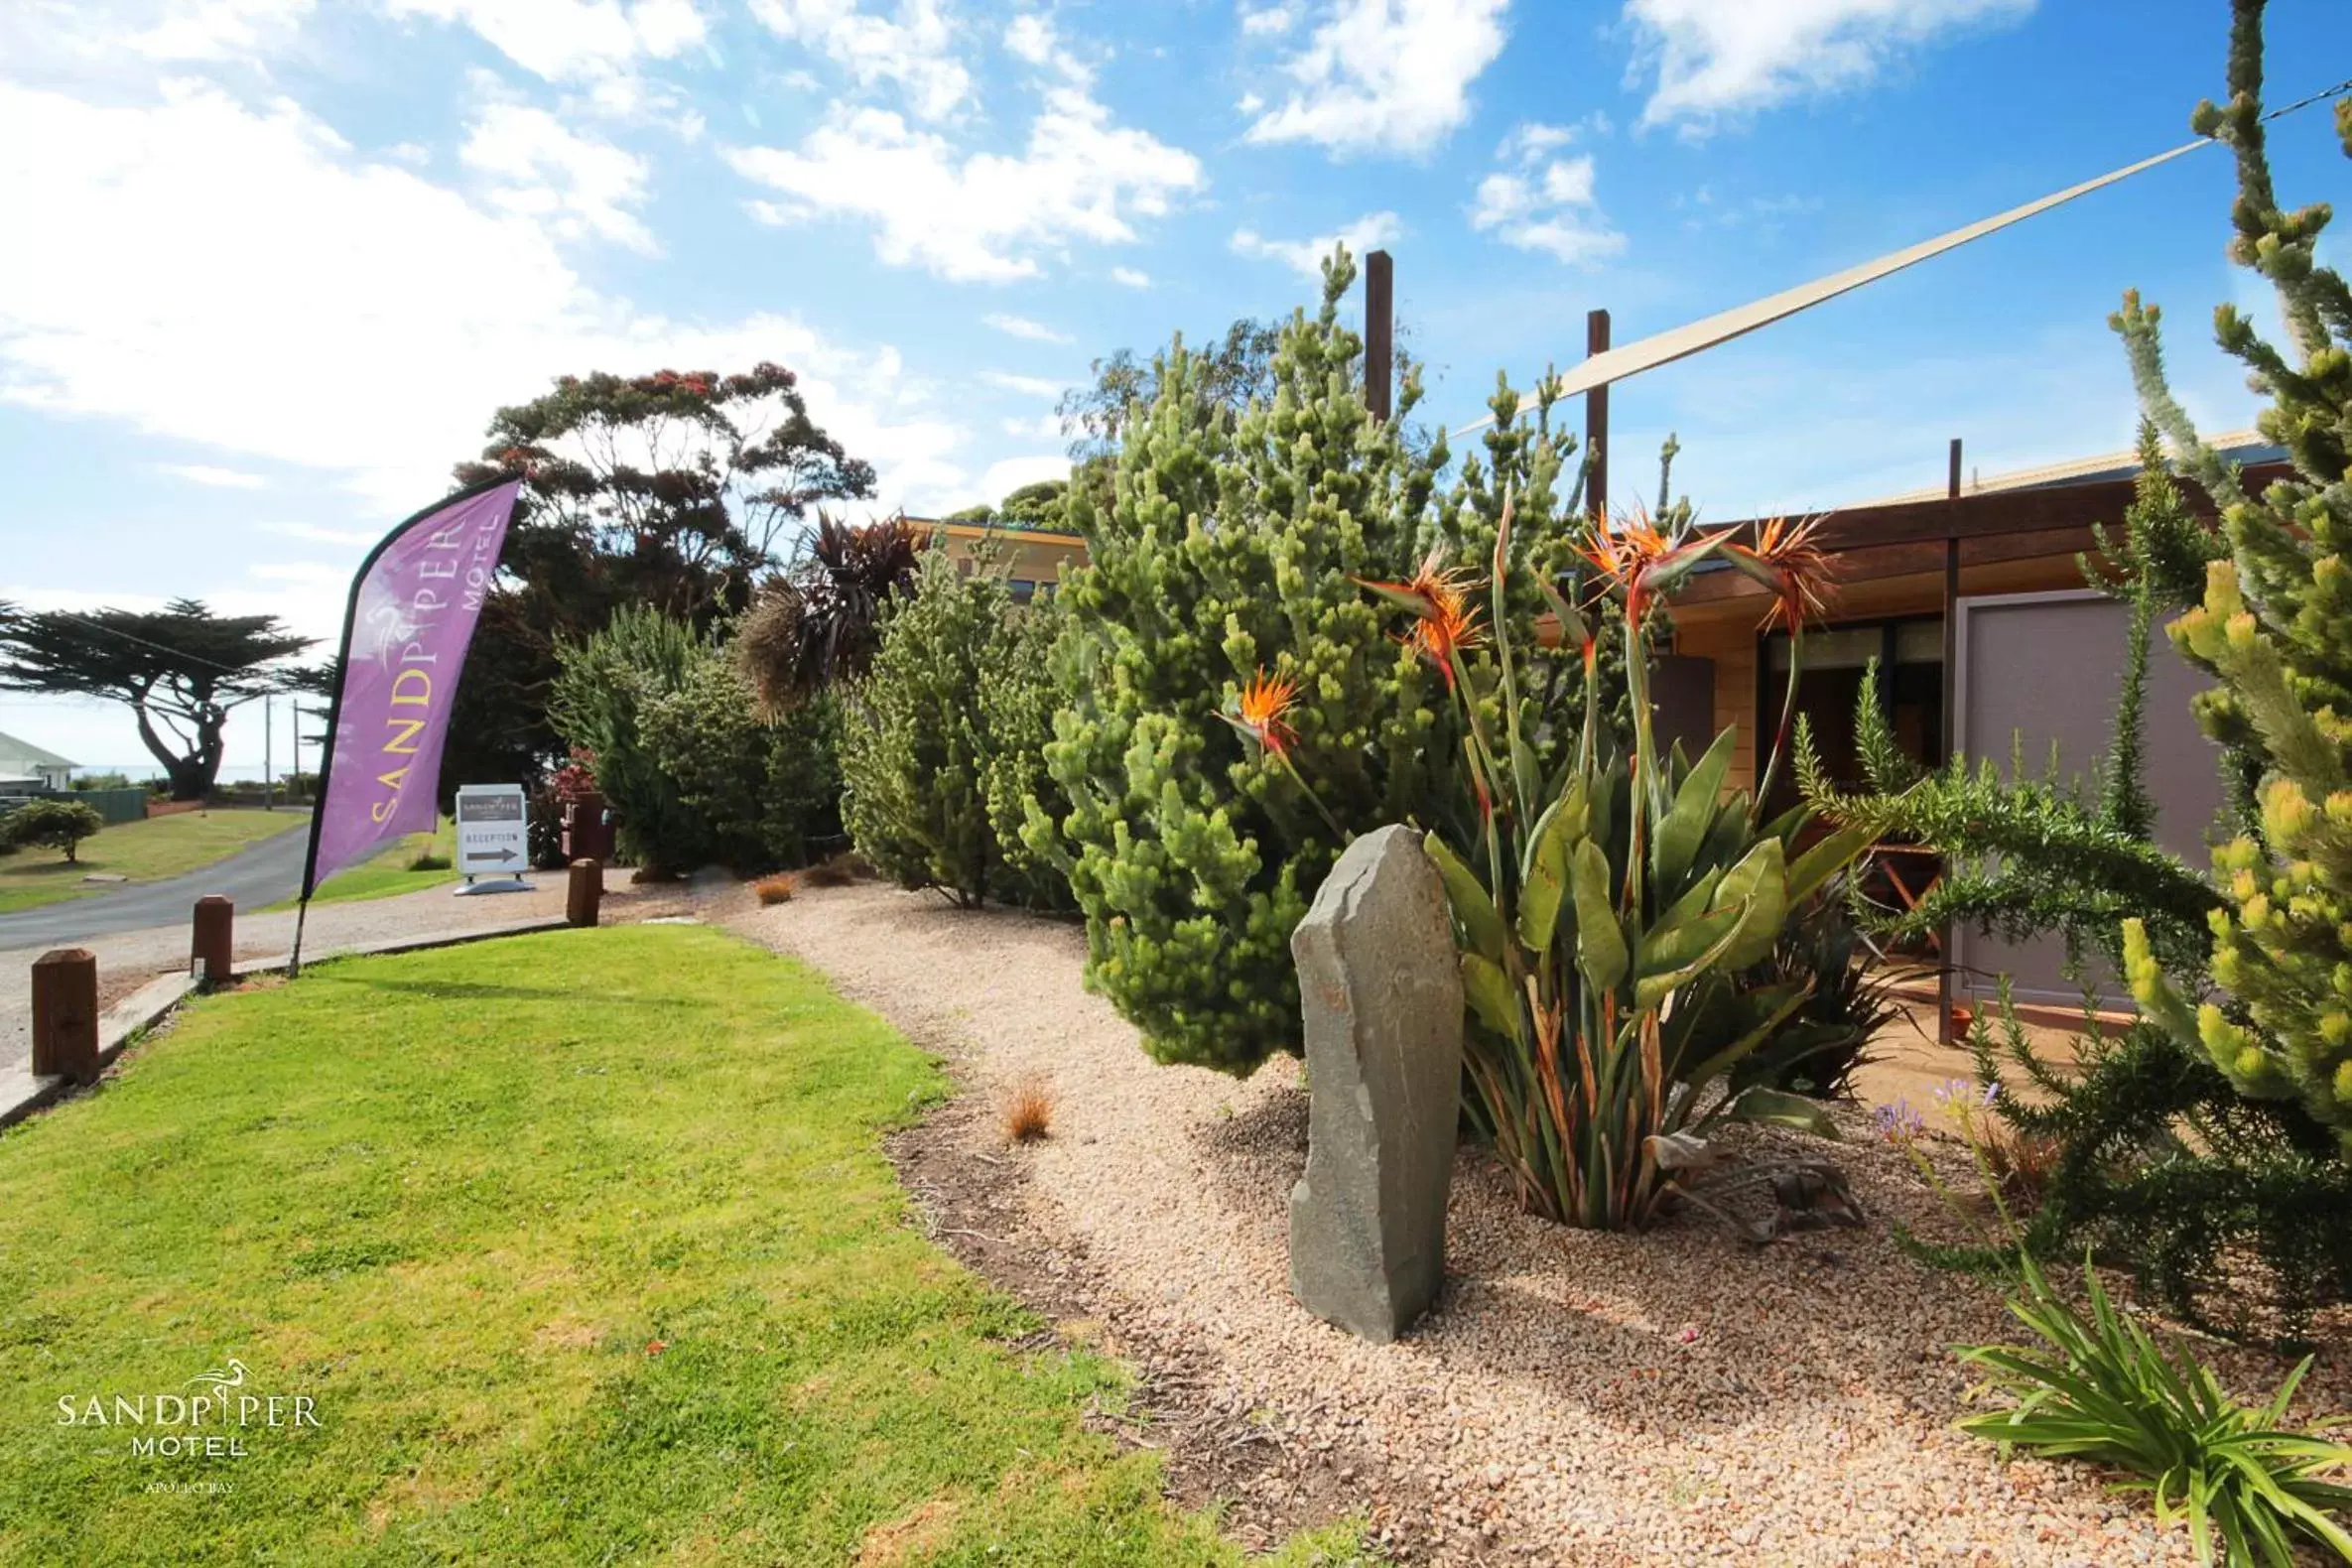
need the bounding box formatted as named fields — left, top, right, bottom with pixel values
left=0, top=730, right=76, bottom=793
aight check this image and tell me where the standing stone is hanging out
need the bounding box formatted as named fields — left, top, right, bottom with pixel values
left=1288, top=825, right=1464, bottom=1343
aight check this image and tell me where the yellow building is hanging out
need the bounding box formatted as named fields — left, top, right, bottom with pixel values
left=918, top=516, right=1089, bottom=604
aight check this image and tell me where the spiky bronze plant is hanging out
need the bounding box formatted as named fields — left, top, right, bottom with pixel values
left=738, top=514, right=920, bottom=713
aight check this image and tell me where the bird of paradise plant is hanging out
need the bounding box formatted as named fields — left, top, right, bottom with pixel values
left=1364, top=491, right=1871, bottom=1228
left=1724, top=513, right=1837, bottom=807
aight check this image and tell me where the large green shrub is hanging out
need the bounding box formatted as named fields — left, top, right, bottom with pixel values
left=641, top=660, right=844, bottom=871
left=553, top=606, right=844, bottom=876
left=843, top=550, right=1065, bottom=908
left=1025, top=250, right=1597, bottom=1074
left=550, top=606, right=707, bottom=877
left=0, top=797, right=104, bottom=862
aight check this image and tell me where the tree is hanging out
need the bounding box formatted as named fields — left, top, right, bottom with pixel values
left=841, top=549, right=1066, bottom=909
left=1055, top=318, right=1281, bottom=461
left=1, top=798, right=104, bottom=862
left=548, top=606, right=707, bottom=877
left=1023, top=250, right=1595, bottom=1073
left=0, top=599, right=313, bottom=800
left=734, top=516, right=919, bottom=714
left=444, top=363, right=875, bottom=794
left=640, top=662, right=846, bottom=871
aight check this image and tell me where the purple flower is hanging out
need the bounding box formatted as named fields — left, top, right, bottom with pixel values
left=1873, top=1101, right=1926, bottom=1145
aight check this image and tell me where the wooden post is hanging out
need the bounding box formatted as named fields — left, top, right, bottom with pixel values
left=1939, top=437, right=1962, bottom=1045
left=567, top=859, right=603, bottom=929
left=1585, top=308, right=1611, bottom=520
left=31, top=949, right=98, bottom=1085
left=192, top=895, right=233, bottom=988
left=1364, top=249, right=1393, bottom=424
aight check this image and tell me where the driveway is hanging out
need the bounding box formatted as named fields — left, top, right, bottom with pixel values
left=0, top=820, right=312, bottom=951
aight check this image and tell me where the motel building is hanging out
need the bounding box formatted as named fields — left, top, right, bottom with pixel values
left=917, top=513, right=1090, bottom=605
left=1656, top=429, right=2286, bottom=1022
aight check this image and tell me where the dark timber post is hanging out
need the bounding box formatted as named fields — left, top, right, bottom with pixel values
left=31, top=949, right=98, bottom=1085
left=1364, top=249, right=1393, bottom=424
left=1939, top=438, right=1962, bottom=1044
left=192, top=895, right=233, bottom=989
left=567, top=859, right=603, bottom=929
left=1585, top=309, right=1611, bottom=519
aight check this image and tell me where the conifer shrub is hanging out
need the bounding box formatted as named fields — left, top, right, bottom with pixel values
left=841, top=549, right=1066, bottom=909
left=551, top=606, right=705, bottom=877
left=1024, top=249, right=1603, bottom=1074
left=554, top=607, right=843, bottom=876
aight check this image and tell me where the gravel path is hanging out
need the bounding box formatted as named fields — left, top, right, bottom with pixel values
left=0, top=868, right=699, bottom=1078
left=734, top=880, right=2351, bottom=1567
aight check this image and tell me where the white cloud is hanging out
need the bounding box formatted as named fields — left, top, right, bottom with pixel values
left=1002, top=12, right=1089, bottom=82
left=247, top=560, right=352, bottom=591
left=1240, top=5, right=1296, bottom=37
left=1110, top=265, right=1150, bottom=288
left=983, top=312, right=1071, bottom=343
left=0, top=0, right=313, bottom=74
left=157, top=461, right=268, bottom=488
left=461, top=102, right=656, bottom=252
left=1243, top=0, right=1507, bottom=157
left=1471, top=128, right=1623, bottom=266
left=980, top=454, right=1070, bottom=498
left=258, top=520, right=383, bottom=545
left=751, top=0, right=972, bottom=121
left=1493, top=114, right=1608, bottom=161
left=0, top=79, right=972, bottom=526
left=999, top=412, right=1062, bottom=439
left=980, top=371, right=1064, bottom=397
left=725, top=86, right=1203, bottom=283
left=133, top=0, right=315, bottom=61
left=382, top=0, right=710, bottom=83
left=1625, top=0, right=2032, bottom=131
left=1230, top=210, right=1399, bottom=280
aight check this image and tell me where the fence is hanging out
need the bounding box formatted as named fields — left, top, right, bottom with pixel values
left=0, top=787, right=149, bottom=826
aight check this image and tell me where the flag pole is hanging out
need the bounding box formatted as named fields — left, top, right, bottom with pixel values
left=290, top=472, right=517, bottom=979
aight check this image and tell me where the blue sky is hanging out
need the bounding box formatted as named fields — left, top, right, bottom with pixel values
left=1, top=0, right=2346, bottom=772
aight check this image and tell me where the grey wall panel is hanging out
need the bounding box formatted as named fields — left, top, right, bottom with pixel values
left=1953, top=590, right=2225, bottom=1009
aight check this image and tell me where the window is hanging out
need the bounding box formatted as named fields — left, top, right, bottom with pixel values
left=1759, top=617, right=1943, bottom=818
left=1007, top=579, right=1037, bottom=604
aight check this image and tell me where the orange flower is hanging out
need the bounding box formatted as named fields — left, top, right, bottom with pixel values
left=1232, top=669, right=1300, bottom=756
left=1731, top=514, right=1836, bottom=635
left=1360, top=549, right=1487, bottom=690
left=1405, top=587, right=1486, bottom=689
left=1577, top=508, right=1694, bottom=625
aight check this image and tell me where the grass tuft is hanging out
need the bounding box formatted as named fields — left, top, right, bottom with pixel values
left=752, top=870, right=797, bottom=905
left=1004, top=1077, right=1055, bottom=1144
left=802, top=852, right=870, bottom=888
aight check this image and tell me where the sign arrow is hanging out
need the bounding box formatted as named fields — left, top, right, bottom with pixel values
left=466, top=847, right=519, bottom=864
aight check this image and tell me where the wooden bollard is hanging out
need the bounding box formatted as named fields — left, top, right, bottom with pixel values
left=567, top=858, right=603, bottom=928
left=192, top=895, right=233, bottom=987
left=31, top=949, right=99, bottom=1085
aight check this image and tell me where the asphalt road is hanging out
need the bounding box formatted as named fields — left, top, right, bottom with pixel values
left=0, top=818, right=312, bottom=950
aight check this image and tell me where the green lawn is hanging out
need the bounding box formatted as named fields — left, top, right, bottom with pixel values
left=282, top=817, right=460, bottom=908
left=0, top=926, right=1368, bottom=1567
left=0, top=807, right=307, bottom=915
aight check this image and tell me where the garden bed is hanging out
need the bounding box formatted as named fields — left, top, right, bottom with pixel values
left=734, top=879, right=2352, bottom=1567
